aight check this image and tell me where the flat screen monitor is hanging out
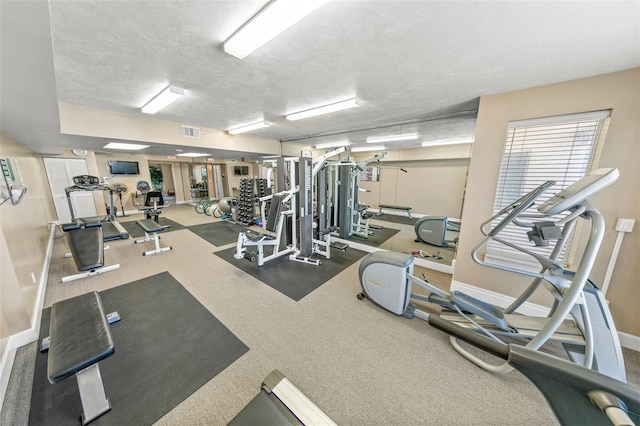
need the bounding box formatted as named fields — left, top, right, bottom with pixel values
left=109, top=160, right=140, bottom=175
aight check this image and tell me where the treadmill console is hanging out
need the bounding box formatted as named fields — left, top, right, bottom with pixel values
left=538, top=168, right=619, bottom=215
left=73, top=175, right=100, bottom=189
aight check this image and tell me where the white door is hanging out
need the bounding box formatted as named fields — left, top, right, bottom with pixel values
left=43, top=158, right=97, bottom=221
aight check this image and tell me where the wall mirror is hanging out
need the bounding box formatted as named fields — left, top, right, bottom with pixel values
left=298, top=114, right=476, bottom=273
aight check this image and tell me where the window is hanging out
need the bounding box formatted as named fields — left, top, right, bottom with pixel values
left=485, top=110, right=611, bottom=271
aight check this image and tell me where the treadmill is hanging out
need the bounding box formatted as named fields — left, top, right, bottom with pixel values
left=65, top=175, right=129, bottom=241
left=229, top=370, right=336, bottom=426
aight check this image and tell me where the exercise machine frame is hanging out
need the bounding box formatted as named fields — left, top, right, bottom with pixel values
left=358, top=168, right=626, bottom=381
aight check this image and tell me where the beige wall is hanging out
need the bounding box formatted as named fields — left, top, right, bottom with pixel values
left=0, top=134, right=56, bottom=352
left=453, top=68, right=639, bottom=336
left=58, top=103, right=281, bottom=156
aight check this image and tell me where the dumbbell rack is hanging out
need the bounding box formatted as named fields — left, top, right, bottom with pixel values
left=236, top=178, right=255, bottom=225
left=236, top=178, right=270, bottom=226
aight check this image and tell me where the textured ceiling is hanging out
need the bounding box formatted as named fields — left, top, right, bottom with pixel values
left=1, top=1, right=639, bottom=158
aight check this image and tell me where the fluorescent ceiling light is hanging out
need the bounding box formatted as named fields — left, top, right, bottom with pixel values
left=141, top=86, right=184, bottom=114
left=421, top=138, right=474, bottom=147
left=367, top=133, right=418, bottom=144
left=223, top=0, right=327, bottom=60
left=103, top=142, right=150, bottom=151
left=351, top=145, right=385, bottom=153
left=177, top=152, right=210, bottom=157
left=286, top=98, right=360, bottom=121
left=315, top=140, right=351, bottom=149
left=228, top=121, right=269, bottom=135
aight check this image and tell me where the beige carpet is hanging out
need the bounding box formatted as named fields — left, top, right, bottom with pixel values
left=6, top=204, right=639, bottom=425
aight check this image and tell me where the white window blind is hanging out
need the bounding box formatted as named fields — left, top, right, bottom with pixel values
left=485, top=110, right=610, bottom=271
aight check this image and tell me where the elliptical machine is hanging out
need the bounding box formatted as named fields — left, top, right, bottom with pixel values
left=358, top=168, right=626, bottom=381
left=414, top=216, right=460, bottom=247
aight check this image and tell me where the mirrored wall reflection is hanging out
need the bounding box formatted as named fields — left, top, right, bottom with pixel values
left=302, top=115, right=476, bottom=272
left=355, top=150, right=472, bottom=269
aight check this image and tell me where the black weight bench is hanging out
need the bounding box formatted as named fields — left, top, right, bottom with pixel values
left=61, top=221, right=121, bottom=283
left=377, top=204, right=413, bottom=219
left=41, top=291, right=120, bottom=425
left=134, top=218, right=172, bottom=256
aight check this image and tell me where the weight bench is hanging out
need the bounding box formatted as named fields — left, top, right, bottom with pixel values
left=40, top=291, right=120, bottom=425
left=234, top=193, right=295, bottom=266
left=135, top=218, right=172, bottom=256
left=377, top=204, right=413, bottom=219
left=61, top=221, right=120, bottom=283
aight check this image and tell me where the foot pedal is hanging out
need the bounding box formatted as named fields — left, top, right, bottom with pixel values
left=330, top=242, right=349, bottom=251
left=451, top=291, right=511, bottom=331
left=428, top=294, right=455, bottom=310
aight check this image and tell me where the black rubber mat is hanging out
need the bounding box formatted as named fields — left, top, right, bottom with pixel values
left=29, top=272, right=249, bottom=426
left=120, top=217, right=185, bottom=239
left=215, top=246, right=367, bottom=301
left=188, top=221, right=250, bottom=246
left=370, top=213, right=417, bottom=226
left=340, top=226, right=400, bottom=247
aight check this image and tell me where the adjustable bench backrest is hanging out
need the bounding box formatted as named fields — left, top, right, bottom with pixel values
left=265, top=194, right=285, bottom=233
left=145, top=190, right=164, bottom=207
left=62, top=221, right=104, bottom=271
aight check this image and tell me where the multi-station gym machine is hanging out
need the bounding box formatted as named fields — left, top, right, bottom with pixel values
left=234, top=148, right=346, bottom=266
left=319, top=151, right=387, bottom=240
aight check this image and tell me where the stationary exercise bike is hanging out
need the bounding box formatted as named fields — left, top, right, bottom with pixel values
left=358, top=168, right=626, bottom=381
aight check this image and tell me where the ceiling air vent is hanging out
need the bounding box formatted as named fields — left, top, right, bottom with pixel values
left=181, top=125, right=200, bottom=139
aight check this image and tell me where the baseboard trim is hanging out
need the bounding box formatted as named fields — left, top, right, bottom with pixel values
left=450, top=279, right=639, bottom=351
left=0, top=223, right=55, bottom=412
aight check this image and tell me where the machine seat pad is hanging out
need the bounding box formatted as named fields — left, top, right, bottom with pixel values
left=47, top=291, right=114, bottom=384
left=137, top=218, right=163, bottom=233
left=67, top=226, right=104, bottom=271
left=245, top=229, right=275, bottom=242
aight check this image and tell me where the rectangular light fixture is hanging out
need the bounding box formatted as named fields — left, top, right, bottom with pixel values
left=351, top=145, right=385, bottom=153
left=421, top=138, right=474, bottom=147
left=366, top=133, right=418, bottom=144
left=286, top=98, right=360, bottom=121
left=314, top=140, right=351, bottom=149
left=228, top=121, right=269, bottom=135
left=177, top=152, right=210, bottom=157
left=223, top=0, right=327, bottom=60
left=103, top=142, right=150, bottom=151
left=141, top=86, right=184, bottom=114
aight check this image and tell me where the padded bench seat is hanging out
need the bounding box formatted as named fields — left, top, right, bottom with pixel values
left=47, top=291, right=115, bottom=424
left=135, top=218, right=172, bottom=256
left=48, top=291, right=114, bottom=383
left=377, top=204, right=413, bottom=219
left=65, top=225, right=104, bottom=272
left=136, top=218, right=164, bottom=233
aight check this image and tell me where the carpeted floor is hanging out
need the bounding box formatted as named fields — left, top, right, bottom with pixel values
left=3, top=204, right=639, bottom=426
left=29, top=272, right=248, bottom=426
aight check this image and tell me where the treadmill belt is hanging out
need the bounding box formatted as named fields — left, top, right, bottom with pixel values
left=101, top=221, right=123, bottom=241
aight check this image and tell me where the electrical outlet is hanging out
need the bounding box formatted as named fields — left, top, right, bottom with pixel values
left=615, top=218, right=635, bottom=233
